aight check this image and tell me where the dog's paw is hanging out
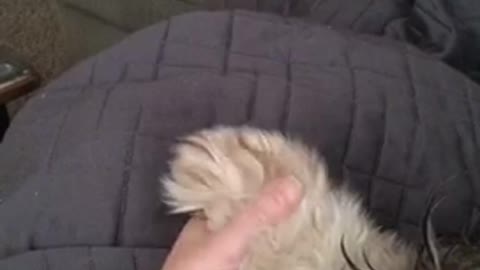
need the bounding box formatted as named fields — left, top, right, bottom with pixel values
left=161, top=126, right=328, bottom=229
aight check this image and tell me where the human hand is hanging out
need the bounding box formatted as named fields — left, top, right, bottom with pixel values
left=161, top=177, right=304, bottom=270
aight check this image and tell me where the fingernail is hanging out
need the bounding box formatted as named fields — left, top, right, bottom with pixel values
left=276, top=176, right=303, bottom=204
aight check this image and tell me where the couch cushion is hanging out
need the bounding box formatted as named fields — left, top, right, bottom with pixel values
left=0, top=10, right=479, bottom=268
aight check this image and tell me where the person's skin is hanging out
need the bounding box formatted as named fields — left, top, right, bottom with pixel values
left=161, top=177, right=304, bottom=270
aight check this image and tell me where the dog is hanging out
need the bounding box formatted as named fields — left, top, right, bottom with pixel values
left=160, top=126, right=461, bottom=270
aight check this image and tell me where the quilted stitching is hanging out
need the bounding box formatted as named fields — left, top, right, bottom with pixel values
left=0, top=10, right=479, bottom=268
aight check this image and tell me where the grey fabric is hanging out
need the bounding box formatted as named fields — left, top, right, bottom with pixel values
left=0, top=10, right=479, bottom=268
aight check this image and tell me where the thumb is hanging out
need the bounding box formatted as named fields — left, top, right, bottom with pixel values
left=206, top=177, right=304, bottom=263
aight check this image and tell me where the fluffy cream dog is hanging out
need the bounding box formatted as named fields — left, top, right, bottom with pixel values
left=161, top=126, right=448, bottom=270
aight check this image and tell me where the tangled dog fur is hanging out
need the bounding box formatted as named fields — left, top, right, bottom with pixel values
left=161, top=126, right=466, bottom=270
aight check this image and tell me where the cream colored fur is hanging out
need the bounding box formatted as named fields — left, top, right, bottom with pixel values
left=161, top=126, right=419, bottom=270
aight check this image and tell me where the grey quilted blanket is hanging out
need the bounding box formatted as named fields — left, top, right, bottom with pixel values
left=0, top=10, right=479, bottom=269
